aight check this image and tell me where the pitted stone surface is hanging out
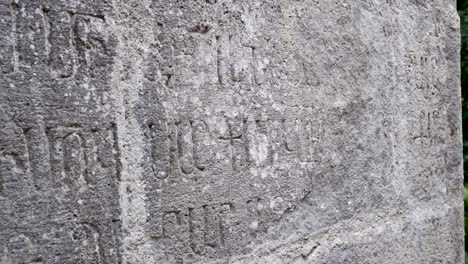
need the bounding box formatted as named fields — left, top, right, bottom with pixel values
left=0, top=0, right=463, bottom=263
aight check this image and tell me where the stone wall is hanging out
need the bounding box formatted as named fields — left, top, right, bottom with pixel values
left=0, top=0, right=462, bottom=263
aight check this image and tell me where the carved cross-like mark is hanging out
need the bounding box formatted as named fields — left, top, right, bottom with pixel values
left=222, top=117, right=247, bottom=172
left=220, top=116, right=323, bottom=171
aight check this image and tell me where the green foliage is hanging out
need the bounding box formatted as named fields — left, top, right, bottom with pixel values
left=464, top=187, right=468, bottom=256
left=459, top=0, right=468, bottom=261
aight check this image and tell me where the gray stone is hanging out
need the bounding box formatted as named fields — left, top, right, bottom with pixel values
left=0, top=0, right=462, bottom=263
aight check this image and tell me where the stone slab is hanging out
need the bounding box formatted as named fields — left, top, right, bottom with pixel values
left=0, top=0, right=462, bottom=263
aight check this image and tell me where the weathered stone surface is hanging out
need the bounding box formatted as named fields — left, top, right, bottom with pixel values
left=0, top=0, right=462, bottom=263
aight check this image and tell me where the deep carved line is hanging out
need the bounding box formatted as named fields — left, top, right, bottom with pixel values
left=215, top=35, right=223, bottom=86
left=111, top=123, right=122, bottom=182
left=80, top=131, right=90, bottom=185
left=202, top=205, right=209, bottom=247
left=188, top=207, right=197, bottom=253
left=41, top=7, right=51, bottom=64
left=11, top=3, right=18, bottom=72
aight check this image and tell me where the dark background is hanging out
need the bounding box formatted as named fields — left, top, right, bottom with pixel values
left=457, top=0, right=468, bottom=261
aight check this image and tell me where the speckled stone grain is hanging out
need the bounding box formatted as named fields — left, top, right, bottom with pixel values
left=0, top=0, right=462, bottom=263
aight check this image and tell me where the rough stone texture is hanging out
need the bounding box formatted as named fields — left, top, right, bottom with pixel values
left=0, top=0, right=462, bottom=263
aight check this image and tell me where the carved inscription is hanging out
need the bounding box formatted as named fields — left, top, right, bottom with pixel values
left=226, top=117, right=247, bottom=172
left=162, top=32, right=318, bottom=88
left=0, top=2, right=15, bottom=73
left=67, top=223, right=108, bottom=263
left=188, top=207, right=204, bottom=254
left=147, top=120, right=214, bottom=178
left=192, top=120, right=211, bottom=171
left=43, top=124, right=119, bottom=192
left=44, top=9, right=75, bottom=78
left=15, top=2, right=46, bottom=69
left=411, top=110, right=442, bottom=146
left=411, top=165, right=446, bottom=201
left=153, top=200, right=263, bottom=257
left=407, top=48, right=444, bottom=99
left=245, top=119, right=270, bottom=167
left=73, top=13, right=112, bottom=80
left=0, top=154, right=21, bottom=196
left=47, top=127, right=87, bottom=190
left=179, top=120, right=195, bottom=174
left=145, top=115, right=323, bottom=259
left=147, top=116, right=324, bottom=179
left=214, top=34, right=256, bottom=86
left=22, top=127, right=50, bottom=191
left=148, top=121, right=172, bottom=179
left=0, top=122, right=120, bottom=197
left=1, top=2, right=110, bottom=77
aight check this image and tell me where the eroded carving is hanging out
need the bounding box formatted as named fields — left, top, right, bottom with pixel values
left=147, top=121, right=172, bottom=179
left=411, top=110, right=443, bottom=146
left=45, top=9, right=75, bottom=78
left=15, top=2, right=46, bottom=69
left=44, top=124, right=120, bottom=193
left=0, top=2, right=16, bottom=73
left=153, top=201, right=256, bottom=257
